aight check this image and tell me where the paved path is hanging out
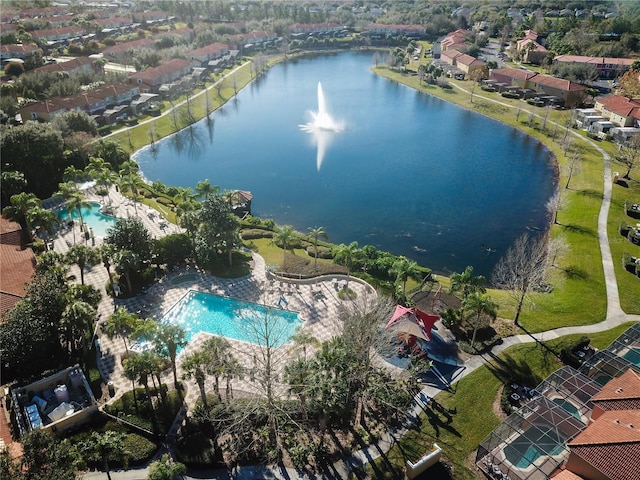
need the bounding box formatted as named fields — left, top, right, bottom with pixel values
left=77, top=84, right=639, bottom=479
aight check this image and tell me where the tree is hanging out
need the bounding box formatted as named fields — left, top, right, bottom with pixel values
left=19, top=429, right=81, bottom=480
left=104, top=306, right=140, bottom=355
left=146, top=454, right=186, bottom=480
left=307, top=226, right=328, bottom=272
left=333, top=241, right=360, bottom=277
left=51, top=109, right=98, bottom=137
left=87, top=156, right=117, bottom=205
left=27, top=206, right=58, bottom=245
left=545, top=191, right=567, bottom=225
left=114, top=249, right=140, bottom=295
left=492, top=233, right=548, bottom=326
left=616, top=67, right=640, bottom=99
left=195, top=178, right=219, bottom=200
left=2, top=192, right=41, bottom=238
left=449, top=265, right=486, bottom=320
left=194, top=194, right=240, bottom=269
left=60, top=299, right=96, bottom=362
left=272, top=225, right=296, bottom=269
left=105, top=217, right=153, bottom=263
left=81, top=431, right=129, bottom=480
left=389, top=256, right=420, bottom=299
left=182, top=350, right=210, bottom=408
left=5, top=61, right=24, bottom=77
left=616, top=135, right=640, bottom=179
left=152, top=323, right=188, bottom=388
left=1, top=170, right=27, bottom=207
left=203, top=335, right=232, bottom=400
left=463, top=291, right=498, bottom=349
left=66, top=244, right=100, bottom=285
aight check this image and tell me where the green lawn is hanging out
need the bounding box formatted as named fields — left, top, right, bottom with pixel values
left=371, top=323, right=635, bottom=479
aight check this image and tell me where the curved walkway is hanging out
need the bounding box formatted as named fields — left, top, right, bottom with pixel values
left=81, top=81, right=638, bottom=479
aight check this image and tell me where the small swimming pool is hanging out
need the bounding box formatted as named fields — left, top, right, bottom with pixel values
left=552, top=398, right=581, bottom=420
left=504, top=425, right=565, bottom=469
left=57, top=202, right=117, bottom=237
left=161, top=290, right=301, bottom=346
left=623, top=348, right=640, bottom=367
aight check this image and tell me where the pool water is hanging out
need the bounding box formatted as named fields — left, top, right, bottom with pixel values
left=623, top=348, right=640, bottom=367
left=552, top=398, right=581, bottom=420
left=161, top=290, right=301, bottom=346
left=504, top=425, right=565, bottom=469
left=57, top=202, right=117, bottom=237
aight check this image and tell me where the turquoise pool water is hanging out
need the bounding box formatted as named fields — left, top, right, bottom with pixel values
left=161, top=290, right=301, bottom=346
left=57, top=202, right=116, bottom=237
left=552, top=398, right=581, bottom=420
left=623, top=348, right=640, bottom=367
left=504, top=426, right=565, bottom=469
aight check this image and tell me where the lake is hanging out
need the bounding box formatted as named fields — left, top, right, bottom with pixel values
left=135, top=51, right=556, bottom=277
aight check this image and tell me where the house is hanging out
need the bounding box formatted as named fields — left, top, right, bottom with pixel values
left=228, top=30, right=278, bottom=52
left=103, top=38, right=155, bottom=63
left=595, top=95, right=640, bottom=128
left=30, top=26, right=87, bottom=43
left=187, top=42, right=230, bottom=68
left=20, top=82, right=140, bottom=122
left=129, top=58, right=192, bottom=93
left=455, top=53, right=488, bottom=78
left=288, top=23, right=344, bottom=37
left=93, top=16, right=134, bottom=30
left=28, top=56, right=96, bottom=77
left=553, top=55, right=635, bottom=80
left=516, top=30, right=548, bottom=65
left=0, top=43, right=42, bottom=62
left=0, top=217, right=36, bottom=316
left=10, top=365, right=99, bottom=438
left=48, top=14, right=75, bottom=27
left=440, top=29, right=470, bottom=52
left=491, top=68, right=586, bottom=107
left=134, top=10, right=170, bottom=24
left=163, top=27, right=195, bottom=43
left=230, top=190, right=252, bottom=217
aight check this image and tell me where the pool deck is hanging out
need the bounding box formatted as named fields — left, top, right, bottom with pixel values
left=50, top=185, right=382, bottom=409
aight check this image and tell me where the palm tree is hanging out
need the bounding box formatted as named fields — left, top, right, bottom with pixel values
left=271, top=225, right=296, bottom=270
left=152, top=323, right=187, bottom=389
left=100, top=244, right=116, bottom=289
left=61, top=300, right=96, bottom=361
left=450, top=265, right=486, bottom=319
left=119, top=160, right=140, bottom=213
left=389, top=256, right=420, bottom=298
left=2, top=192, right=41, bottom=239
left=222, top=356, right=244, bottom=400
left=181, top=350, right=210, bottom=408
left=87, top=157, right=116, bottom=206
left=203, top=335, right=231, bottom=400
left=334, top=241, right=360, bottom=279
left=104, top=306, right=140, bottom=354
left=114, top=249, right=139, bottom=295
left=66, top=244, right=100, bottom=285
left=195, top=179, right=219, bottom=200
left=462, top=291, right=498, bottom=350
left=26, top=205, right=58, bottom=246
left=289, top=328, right=319, bottom=360
left=307, top=226, right=328, bottom=272
left=83, top=431, right=128, bottom=480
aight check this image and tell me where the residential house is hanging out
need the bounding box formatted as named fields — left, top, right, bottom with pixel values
left=455, top=53, right=488, bottom=78
left=516, top=30, right=548, bottom=65
left=0, top=43, right=42, bottom=62
left=93, top=16, right=134, bottom=30
left=288, top=23, right=344, bottom=38
left=595, top=95, right=640, bottom=128
left=228, top=30, right=278, bottom=51
left=553, top=55, right=635, bottom=80
left=163, top=27, right=195, bottom=43
left=48, top=14, right=75, bottom=27
left=491, top=68, right=586, bottom=107
left=20, top=82, right=140, bottom=122
left=30, top=26, right=87, bottom=43
left=10, top=365, right=99, bottom=438
left=440, top=29, right=470, bottom=52
left=366, top=24, right=427, bottom=40
left=28, top=56, right=96, bottom=77
left=187, top=42, right=229, bottom=68
left=134, top=10, right=170, bottom=24
left=129, top=58, right=192, bottom=93
left=0, top=217, right=36, bottom=316
left=103, top=38, right=155, bottom=63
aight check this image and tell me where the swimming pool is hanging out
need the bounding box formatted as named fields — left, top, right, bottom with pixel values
left=57, top=202, right=117, bottom=237
left=503, top=425, right=565, bottom=469
left=552, top=398, right=581, bottom=420
left=623, top=348, right=640, bottom=367
left=161, top=290, right=301, bottom=346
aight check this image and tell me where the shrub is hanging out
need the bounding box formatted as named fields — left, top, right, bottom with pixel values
left=241, top=228, right=274, bottom=240
left=123, top=434, right=158, bottom=465
left=98, top=125, right=112, bottom=136
left=501, top=91, right=519, bottom=99
left=306, top=245, right=332, bottom=259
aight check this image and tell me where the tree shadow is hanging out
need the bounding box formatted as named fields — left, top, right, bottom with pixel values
left=560, top=265, right=589, bottom=280
left=577, top=189, right=603, bottom=199
left=481, top=350, right=545, bottom=387
left=561, top=223, right=596, bottom=236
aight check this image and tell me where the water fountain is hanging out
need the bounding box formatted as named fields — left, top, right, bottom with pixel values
left=299, top=82, right=344, bottom=170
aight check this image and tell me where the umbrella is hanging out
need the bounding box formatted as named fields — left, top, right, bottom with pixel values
left=386, top=305, right=440, bottom=341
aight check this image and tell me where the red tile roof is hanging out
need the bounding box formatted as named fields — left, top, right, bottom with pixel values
left=188, top=42, right=229, bottom=58
left=0, top=217, right=35, bottom=315
left=593, top=369, right=640, bottom=401
left=532, top=74, right=586, bottom=91
left=568, top=410, right=640, bottom=480
left=597, top=95, right=640, bottom=118
left=129, top=58, right=191, bottom=85
left=456, top=53, right=485, bottom=67
left=0, top=43, right=41, bottom=55
left=554, top=55, right=635, bottom=67
left=103, top=38, right=155, bottom=55
left=492, top=68, right=538, bottom=81
left=29, top=56, right=94, bottom=76
left=551, top=469, right=587, bottom=480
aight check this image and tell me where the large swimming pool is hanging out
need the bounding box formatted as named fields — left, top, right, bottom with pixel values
left=57, top=202, right=117, bottom=237
left=161, top=290, right=301, bottom=346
